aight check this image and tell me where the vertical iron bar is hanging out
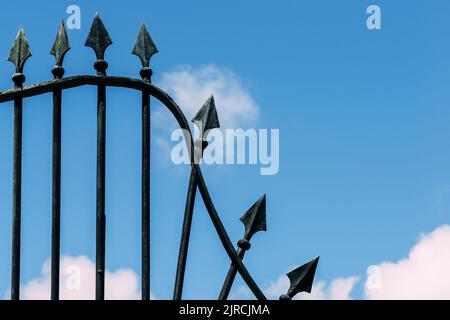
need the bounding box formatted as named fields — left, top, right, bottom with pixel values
left=10, top=71, right=26, bottom=301
left=218, top=248, right=245, bottom=300
left=50, top=21, right=69, bottom=300
left=86, top=14, right=111, bottom=296
left=51, top=87, right=62, bottom=300
left=131, top=26, right=157, bottom=299
left=131, top=22, right=159, bottom=298
left=142, top=90, right=150, bottom=300
left=173, top=170, right=197, bottom=300
left=8, top=27, right=29, bottom=300
left=132, top=24, right=157, bottom=299
left=96, top=82, right=106, bottom=300
left=11, top=93, right=22, bottom=300
left=85, top=13, right=112, bottom=300
left=139, top=66, right=152, bottom=300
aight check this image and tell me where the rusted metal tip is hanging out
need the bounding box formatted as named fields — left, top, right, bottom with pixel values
left=281, top=256, right=320, bottom=300
left=132, top=24, right=158, bottom=68
left=240, top=194, right=267, bottom=240
left=192, top=95, right=220, bottom=139
left=8, top=27, right=32, bottom=73
left=50, top=21, right=71, bottom=67
left=85, top=14, right=112, bottom=60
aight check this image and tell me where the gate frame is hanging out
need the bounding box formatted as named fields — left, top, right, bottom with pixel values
left=0, top=14, right=319, bottom=301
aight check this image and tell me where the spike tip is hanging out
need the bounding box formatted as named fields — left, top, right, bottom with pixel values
left=192, top=95, right=220, bottom=139
left=51, top=21, right=71, bottom=67
left=240, top=195, right=267, bottom=240
left=85, top=14, right=112, bottom=60
left=7, top=28, right=32, bottom=74
left=280, top=256, right=320, bottom=300
left=132, top=24, right=158, bottom=68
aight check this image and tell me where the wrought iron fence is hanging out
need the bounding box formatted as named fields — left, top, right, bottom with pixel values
left=0, top=14, right=319, bottom=300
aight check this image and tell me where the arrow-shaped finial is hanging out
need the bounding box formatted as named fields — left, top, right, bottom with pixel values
left=279, top=256, right=320, bottom=300
left=132, top=24, right=158, bottom=68
left=192, top=95, right=220, bottom=140
left=51, top=21, right=71, bottom=67
left=240, top=194, right=267, bottom=240
left=8, top=27, right=32, bottom=74
left=85, top=13, right=112, bottom=60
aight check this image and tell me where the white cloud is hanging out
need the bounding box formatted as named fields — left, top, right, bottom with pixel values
left=365, top=224, right=450, bottom=300
left=231, top=274, right=360, bottom=300
left=20, top=255, right=144, bottom=300
left=157, top=65, right=259, bottom=128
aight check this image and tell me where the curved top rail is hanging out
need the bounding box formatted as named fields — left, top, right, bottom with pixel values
left=0, top=75, right=266, bottom=300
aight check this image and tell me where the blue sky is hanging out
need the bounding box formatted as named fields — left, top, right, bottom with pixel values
left=1, top=0, right=450, bottom=299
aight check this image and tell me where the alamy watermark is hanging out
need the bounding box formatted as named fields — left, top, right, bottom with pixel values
left=171, top=127, right=280, bottom=176
left=65, top=264, right=82, bottom=290
left=366, top=265, right=382, bottom=291
left=367, top=4, right=382, bottom=30
left=66, top=5, right=81, bottom=30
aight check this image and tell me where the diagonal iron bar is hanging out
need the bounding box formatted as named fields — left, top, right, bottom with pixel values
left=173, top=95, right=220, bottom=300
left=194, top=166, right=267, bottom=300
left=219, top=195, right=267, bottom=300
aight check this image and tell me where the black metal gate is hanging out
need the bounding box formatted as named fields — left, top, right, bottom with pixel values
left=0, top=14, right=319, bottom=300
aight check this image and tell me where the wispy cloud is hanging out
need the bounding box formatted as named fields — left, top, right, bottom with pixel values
left=156, top=64, right=259, bottom=128
left=153, top=64, right=261, bottom=164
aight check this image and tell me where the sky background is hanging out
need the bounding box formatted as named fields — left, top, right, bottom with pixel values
left=1, top=0, right=450, bottom=300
